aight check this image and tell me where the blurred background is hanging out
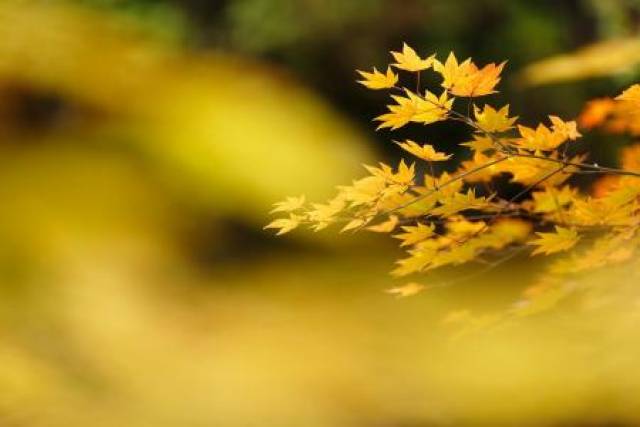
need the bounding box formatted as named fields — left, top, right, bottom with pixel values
left=2, top=0, right=640, bottom=425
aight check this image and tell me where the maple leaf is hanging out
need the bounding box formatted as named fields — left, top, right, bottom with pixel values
left=569, top=192, right=639, bottom=227
left=395, top=139, right=452, bottom=162
left=529, top=226, right=580, bottom=256
left=392, top=242, right=439, bottom=276
left=365, top=160, right=415, bottom=187
left=393, top=159, right=415, bottom=186
left=474, top=104, right=517, bottom=133
left=432, top=189, right=489, bottom=217
left=391, top=43, right=435, bottom=72
left=393, top=222, right=435, bottom=247
left=435, top=53, right=505, bottom=97
left=451, top=61, right=505, bottom=97
left=339, top=175, right=386, bottom=206
left=458, top=151, right=505, bottom=183
left=531, top=186, right=576, bottom=213
left=460, top=135, right=495, bottom=153
left=270, top=195, right=306, bottom=213
left=515, top=116, right=578, bottom=151
left=307, top=199, right=346, bottom=231
left=375, top=93, right=418, bottom=130
left=549, top=116, right=581, bottom=140
left=264, top=213, right=305, bottom=235
left=412, top=90, right=454, bottom=124
left=433, top=52, right=474, bottom=90
left=357, top=66, right=398, bottom=90
left=386, top=282, right=427, bottom=298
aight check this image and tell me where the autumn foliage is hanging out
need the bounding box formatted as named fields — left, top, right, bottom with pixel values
left=267, top=43, right=640, bottom=316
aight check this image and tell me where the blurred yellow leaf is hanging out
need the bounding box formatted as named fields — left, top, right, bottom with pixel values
left=519, top=38, right=640, bottom=86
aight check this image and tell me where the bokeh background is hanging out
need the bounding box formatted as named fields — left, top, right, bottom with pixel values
left=3, top=0, right=640, bottom=425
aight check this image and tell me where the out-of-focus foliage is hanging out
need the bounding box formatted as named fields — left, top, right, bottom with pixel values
left=520, top=37, right=640, bottom=86
left=225, top=0, right=384, bottom=53
left=4, top=250, right=640, bottom=426
left=519, top=0, right=640, bottom=86
left=0, top=0, right=373, bottom=222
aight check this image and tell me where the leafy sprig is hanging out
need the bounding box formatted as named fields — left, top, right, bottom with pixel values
left=267, top=43, right=640, bottom=320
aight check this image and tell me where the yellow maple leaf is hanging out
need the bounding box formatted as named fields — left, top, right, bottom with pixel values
left=365, top=160, right=415, bottom=187
left=423, top=171, right=464, bottom=197
left=307, top=199, right=346, bottom=231
left=270, top=195, right=306, bottom=214
left=412, top=90, right=454, bottom=124
left=529, top=226, right=580, bottom=256
left=531, top=186, right=576, bottom=213
left=474, top=104, right=517, bottom=133
left=338, top=175, right=386, bottom=206
left=375, top=93, right=418, bottom=130
left=264, top=213, right=305, bottom=235
left=386, top=282, right=427, bottom=297
left=458, top=151, right=504, bottom=183
left=357, top=66, right=398, bottom=90
left=393, top=222, right=435, bottom=247
left=450, top=61, right=505, bottom=97
left=516, top=117, right=575, bottom=151
left=460, top=135, right=495, bottom=153
left=435, top=52, right=505, bottom=97
left=391, top=43, right=435, bottom=72
left=395, top=139, right=452, bottom=161
left=432, top=189, right=489, bottom=217
left=549, top=115, right=581, bottom=140
left=433, top=52, right=474, bottom=90
left=393, top=159, right=416, bottom=186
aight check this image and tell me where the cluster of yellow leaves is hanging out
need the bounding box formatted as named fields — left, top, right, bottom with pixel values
left=268, top=43, right=640, bottom=319
left=357, top=46, right=507, bottom=131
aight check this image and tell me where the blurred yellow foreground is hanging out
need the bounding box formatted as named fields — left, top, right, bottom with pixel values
left=1, top=2, right=640, bottom=426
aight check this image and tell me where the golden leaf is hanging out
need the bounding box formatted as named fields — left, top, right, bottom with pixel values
left=391, top=43, right=434, bottom=72
left=393, top=222, right=435, bottom=247
left=375, top=93, right=418, bottom=130
left=434, top=53, right=505, bottom=97
left=357, top=66, right=398, bottom=90
left=529, top=226, right=580, bottom=256
left=270, top=195, right=306, bottom=214
left=412, top=90, right=454, bottom=124
left=264, top=213, right=305, bottom=236
left=474, top=104, right=517, bottom=133
left=395, top=139, right=452, bottom=162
